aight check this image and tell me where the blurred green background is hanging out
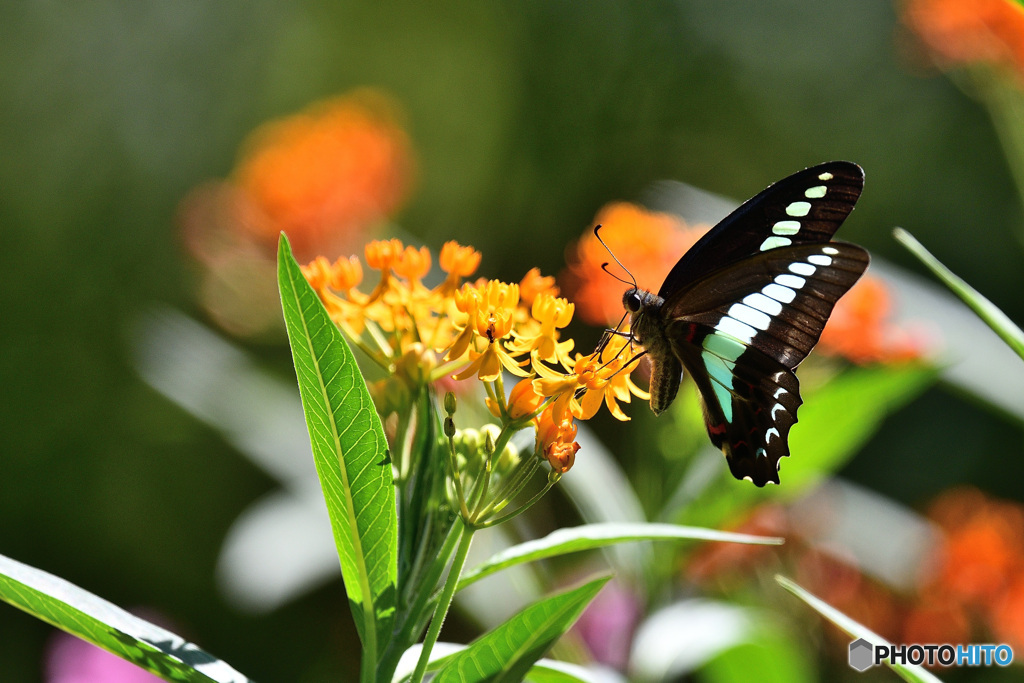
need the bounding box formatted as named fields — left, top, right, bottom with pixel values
left=2, top=1, right=1024, bottom=681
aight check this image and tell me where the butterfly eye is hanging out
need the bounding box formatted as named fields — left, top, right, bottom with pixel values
left=623, top=290, right=643, bottom=313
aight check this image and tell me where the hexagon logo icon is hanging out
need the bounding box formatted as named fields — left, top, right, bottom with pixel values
left=849, top=638, right=874, bottom=671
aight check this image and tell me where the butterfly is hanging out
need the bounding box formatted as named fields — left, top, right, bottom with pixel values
left=613, top=161, right=870, bottom=486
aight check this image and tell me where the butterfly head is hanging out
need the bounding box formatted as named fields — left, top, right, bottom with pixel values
left=621, top=287, right=661, bottom=314
left=621, top=287, right=664, bottom=344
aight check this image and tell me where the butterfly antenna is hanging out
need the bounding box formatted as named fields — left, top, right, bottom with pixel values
left=594, top=224, right=638, bottom=290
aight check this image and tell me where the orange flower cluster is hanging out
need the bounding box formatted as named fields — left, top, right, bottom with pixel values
left=904, top=0, right=1024, bottom=78
left=563, top=201, right=922, bottom=365
left=304, top=238, right=648, bottom=473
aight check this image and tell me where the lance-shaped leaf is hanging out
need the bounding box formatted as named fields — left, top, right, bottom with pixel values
left=0, top=552, right=251, bottom=683
left=278, top=235, right=397, bottom=663
left=395, top=643, right=605, bottom=683
left=432, top=576, right=610, bottom=683
left=895, top=227, right=1024, bottom=362
left=776, top=575, right=943, bottom=683
left=458, top=523, right=782, bottom=591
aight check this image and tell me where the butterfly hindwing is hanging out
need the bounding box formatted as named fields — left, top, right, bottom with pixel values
left=658, top=161, right=864, bottom=299
left=669, top=333, right=801, bottom=486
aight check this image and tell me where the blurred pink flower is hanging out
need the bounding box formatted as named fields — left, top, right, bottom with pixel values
left=573, top=579, right=641, bottom=669
left=46, top=631, right=162, bottom=683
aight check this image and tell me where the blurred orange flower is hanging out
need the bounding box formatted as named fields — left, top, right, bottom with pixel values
left=817, top=274, right=924, bottom=364
left=904, top=0, right=1024, bottom=77
left=914, top=487, right=1024, bottom=652
left=925, top=487, right=1024, bottom=605
left=234, top=90, right=414, bottom=260
left=179, top=88, right=414, bottom=337
left=562, top=202, right=706, bottom=326
left=991, top=575, right=1024, bottom=651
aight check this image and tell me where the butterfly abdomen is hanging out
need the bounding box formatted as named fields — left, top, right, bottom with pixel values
left=648, top=352, right=682, bottom=416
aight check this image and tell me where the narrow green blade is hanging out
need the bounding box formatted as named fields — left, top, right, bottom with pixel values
left=458, top=523, right=781, bottom=591
left=277, top=235, right=397, bottom=662
left=433, top=576, right=611, bottom=683
left=0, top=552, right=251, bottom=682
left=895, top=227, right=1024, bottom=361
left=777, top=575, right=943, bottom=683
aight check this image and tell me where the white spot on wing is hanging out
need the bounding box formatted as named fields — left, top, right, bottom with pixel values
left=772, top=220, right=800, bottom=235
left=775, top=273, right=805, bottom=289
left=786, top=201, right=811, bottom=217
left=743, top=292, right=783, bottom=316
left=762, top=283, right=796, bottom=303
left=818, top=172, right=833, bottom=181
left=771, top=403, right=785, bottom=419
left=727, top=303, right=771, bottom=331
left=789, top=262, right=816, bottom=277
left=766, top=427, right=780, bottom=443
left=760, top=235, right=792, bottom=251
left=773, top=388, right=788, bottom=398
left=808, top=254, right=833, bottom=266
left=805, top=185, right=827, bottom=198
left=823, top=246, right=839, bottom=255
left=715, top=316, right=757, bottom=343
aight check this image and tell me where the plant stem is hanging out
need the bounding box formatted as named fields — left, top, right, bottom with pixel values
left=479, top=476, right=553, bottom=529
left=377, top=519, right=462, bottom=683
left=410, top=520, right=475, bottom=683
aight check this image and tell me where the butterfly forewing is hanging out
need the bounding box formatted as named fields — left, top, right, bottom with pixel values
left=657, top=161, right=864, bottom=298
left=666, top=242, right=870, bottom=368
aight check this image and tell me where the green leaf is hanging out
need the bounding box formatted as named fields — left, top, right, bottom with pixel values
left=895, top=227, right=1024, bottom=361
left=393, top=644, right=603, bottom=683
left=0, top=552, right=251, bottom=682
left=458, top=523, right=782, bottom=591
left=776, top=576, right=944, bottom=683
left=702, top=628, right=814, bottom=683
left=277, top=235, right=397, bottom=666
left=674, top=364, right=936, bottom=532
left=432, top=576, right=611, bottom=683
left=780, top=363, right=938, bottom=493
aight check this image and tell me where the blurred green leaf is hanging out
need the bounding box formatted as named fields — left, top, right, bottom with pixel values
left=895, top=227, right=1024, bottom=361
left=675, top=363, right=937, bottom=530
left=781, top=363, right=938, bottom=493
left=776, top=575, right=943, bottom=683
left=458, top=523, right=782, bottom=591
left=278, top=235, right=397, bottom=668
left=432, top=576, right=610, bottom=683
left=521, top=665, right=595, bottom=683
left=702, top=626, right=815, bottom=683
left=0, top=552, right=251, bottom=683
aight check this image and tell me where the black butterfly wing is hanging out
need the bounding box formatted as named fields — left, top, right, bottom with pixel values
left=658, top=161, right=864, bottom=299
left=668, top=242, right=871, bottom=367
left=669, top=336, right=800, bottom=486
left=663, top=242, right=869, bottom=485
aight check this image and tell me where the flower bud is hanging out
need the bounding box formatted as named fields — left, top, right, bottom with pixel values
left=444, top=391, right=457, bottom=416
